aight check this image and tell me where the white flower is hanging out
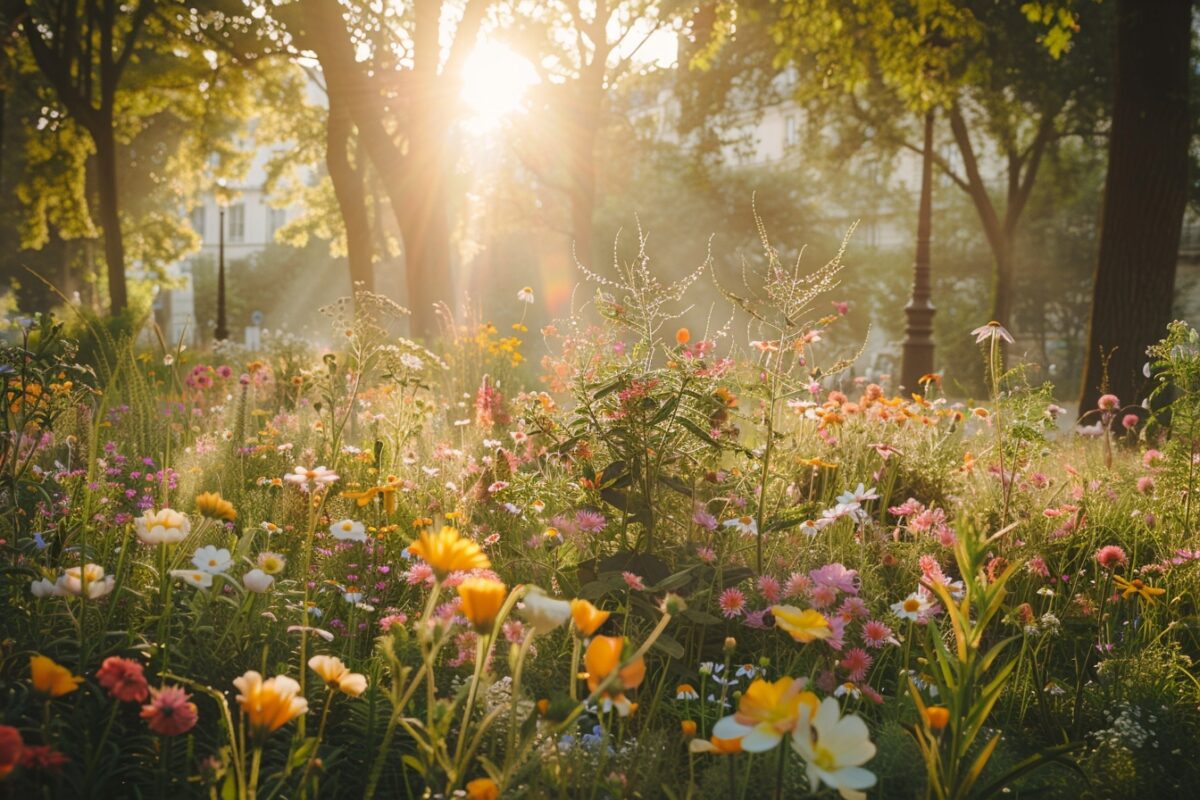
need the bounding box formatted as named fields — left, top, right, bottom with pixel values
left=343, top=590, right=363, bottom=603
left=970, top=321, right=1014, bottom=345
left=792, top=697, right=877, bottom=800
left=722, top=516, right=758, bottom=537
left=891, top=592, right=934, bottom=621
left=192, top=545, right=233, bottom=574
left=61, top=564, right=115, bottom=599
left=171, top=569, right=214, bottom=589
left=517, top=286, right=535, bottom=304
left=31, top=577, right=62, bottom=598
left=520, top=588, right=572, bottom=635
left=283, top=465, right=339, bottom=492
left=135, top=508, right=191, bottom=545
left=798, top=518, right=833, bottom=536
left=329, top=519, right=367, bottom=542
left=836, top=483, right=879, bottom=506
left=243, top=569, right=275, bottom=593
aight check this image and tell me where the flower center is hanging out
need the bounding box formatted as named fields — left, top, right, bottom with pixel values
left=904, top=599, right=921, bottom=612
left=812, top=744, right=837, bottom=771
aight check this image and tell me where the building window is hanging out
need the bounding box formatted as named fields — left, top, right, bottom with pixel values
left=190, top=206, right=206, bottom=239
left=269, top=207, right=287, bottom=238
left=228, top=203, right=245, bottom=243
left=784, top=115, right=798, bottom=148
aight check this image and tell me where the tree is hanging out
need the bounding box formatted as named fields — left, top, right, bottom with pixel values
left=15, top=0, right=159, bottom=314
left=1080, top=0, right=1192, bottom=412
left=770, top=0, right=1111, bottom=332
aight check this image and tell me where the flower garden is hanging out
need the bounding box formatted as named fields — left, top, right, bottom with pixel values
left=4, top=250, right=1200, bottom=799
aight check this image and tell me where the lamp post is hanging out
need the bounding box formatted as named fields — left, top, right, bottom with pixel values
left=215, top=192, right=228, bottom=342
left=900, top=108, right=936, bottom=394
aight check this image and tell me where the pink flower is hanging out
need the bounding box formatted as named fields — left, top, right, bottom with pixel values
left=809, top=584, right=838, bottom=609
left=379, top=613, right=408, bottom=631
left=1095, top=545, right=1127, bottom=571
left=1122, top=413, right=1140, bottom=430
left=809, top=563, right=859, bottom=595
left=783, top=572, right=811, bottom=598
left=757, top=575, right=781, bottom=604
left=140, top=686, right=198, bottom=736
left=839, top=647, right=873, bottom=682
left=696, top=546, right=716, bottom=563
left=718, top=587, right=746, bottom=618
left=837, top=596, right=868, bottom=621
left=1026, top=557, right=1050, bottom=579
left=1143, top=449, right=1164, bottom=468
left=622, top=572, right=647, bottom=591
left=1097, top=394, right=1120, bottom=411
left=96, top=656, right=149, bottom=703
left=575, top=510, right=606, bottom=533
left=1137, top=476, right=1155, bottom=494
left=862, top=620, right=896, bottom=649
left=832, top=301, right=849, bottom=315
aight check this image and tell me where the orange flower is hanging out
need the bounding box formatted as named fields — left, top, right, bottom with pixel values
left=584, top=636, right=645, bottom=692
left=407, top=526, right=490, bottom=579
left=233, top=671, right=309, bottom=740
left=923, top=706, right=950, bottom=732
left=680, top=719, right=698, bottom=738
left=195, top=491, right=237, bottom=521
left=675, top=328, right=690, bottom=346
left=30, top=655, right=83, bottom=698
left=458, top=578, right=508, bottom=632
left=570, top=599, right=610, bottom=636
left=466, top=777, right=499, bottom=800
left=0, top=726, right=23, bottom=778
left=689, top=735, right=743, bottom=754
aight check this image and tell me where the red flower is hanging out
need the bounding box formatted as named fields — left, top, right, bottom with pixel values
left=96, top=656, right=149, bottom=703
left=0, top=726, right=23, bottom=779
left=20, top=745, right=68, bottom=772
left=140, top=686, right=198, bottom=736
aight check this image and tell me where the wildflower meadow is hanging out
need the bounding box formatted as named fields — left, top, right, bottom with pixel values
left=4, top=236, right=1200, bottom=800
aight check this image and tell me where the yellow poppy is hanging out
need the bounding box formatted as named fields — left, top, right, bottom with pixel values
left=30, top=655, right=83, bottom=697
left=570, top=599, right=610, bottom=636
left=458, top=578, right=508, bottom=633
left=407, top=527, right=490, bottom=579
left=771, top=605, right=832, bottom=643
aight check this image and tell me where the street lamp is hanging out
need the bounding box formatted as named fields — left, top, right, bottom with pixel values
left=214, top=180, right=229, bottom=342
left=899, top=108, right=936, bottom=394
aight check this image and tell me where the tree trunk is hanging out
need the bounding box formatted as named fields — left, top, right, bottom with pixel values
left=1080, top=0, right=1191, bottom=413
left=990, top=240, right=1014, bottom=332
left=92, top=120, right=128, bottom=315
left=325, top=94, right=374, bottom=294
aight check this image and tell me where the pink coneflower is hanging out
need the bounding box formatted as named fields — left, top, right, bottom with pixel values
left=757, top=575, right=781, bottom=604
left=140, top=686, right=198, bottom=736
left=1095, top=545, right=1127, bottom=571
left=862, top=620, right=896, bottom=649
left=840, top=648, right=873, bottom=682
left=575, top=510, right=606, bottom=533
left=216, top=365, right=233, bottom=379
left=783, top=572, right=811, bottom=599
left=622, top=572, right=647, bottom=591
left=1097, top=394, right=1120, bottom=411
left=96, top=656, right=149, bottom=703
left=718, top=587, right=746, bottom=618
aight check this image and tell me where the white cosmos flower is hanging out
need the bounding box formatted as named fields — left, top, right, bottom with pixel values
left=970, top=321, right=1014, bottom=345
left=135, top=508, right=191, bottom=545
left=31, top=577, right=63, bottom=598
left=891, top=591, right=934, bottom=621
left=722, top=516, right=758, bottom=537
left=283, top=465, right=339, bottom=492
left=61, top=564, right=115, bottom=599
left=192, top=545, right=233, bottom=574
left=243, top=569, right=274, bottom=593
left=329, top=519, right=367, bottom=542
left=792, top=697, right=877, bottom=800
left=171, top=569, right=214, bottom=589
left=520, top=588, right=572, bottom=635
left=517, top=286, right=535, bottom=304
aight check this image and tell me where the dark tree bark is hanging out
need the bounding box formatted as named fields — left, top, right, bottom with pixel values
left=18, top=0, right=155, bottom=316
left=1080, top=0, right=1191, bottom=413
left=325, top=93, right=374, bottom=293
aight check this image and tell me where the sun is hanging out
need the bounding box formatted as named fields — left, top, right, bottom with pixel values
left=460, top=42, right=539, bottom=131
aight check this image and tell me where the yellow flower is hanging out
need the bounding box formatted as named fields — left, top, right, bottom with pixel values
left=30, top=655, right=83, bottom=697
left=407, top=527, right=490, bottom=579
left=570, top=599, right=610, bottom=636
left=712, top=676, right=819, bottom=752
left=681, top=719, right=698, bottom=738
left=1113, top=575, right=1166, bottom=605
left=308, top=655, right=368, bottom=697
left=195, top=491, right=237, bottom=521
left=923, top=706, right=950, bottom=732
left=458, top=578, right=508, bottom=633
left=771, top=605, right=832, bottom=643
left=466, top=777, right=499, bottom=800
left=233, top=671, right=309, bottom=739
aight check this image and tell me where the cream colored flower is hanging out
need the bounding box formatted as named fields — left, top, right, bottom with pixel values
left=307, top=655, right=368, bottom=697
left=791, top=697, right=877, bottom=800
left=61, top=564, right=114, bottom=599
left=135, top=508, right=191, bottom=545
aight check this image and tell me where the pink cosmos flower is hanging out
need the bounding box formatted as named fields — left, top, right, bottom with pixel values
left=718, top=587, right=746, bottom=618
left=140, top=686, right=198, bottom=736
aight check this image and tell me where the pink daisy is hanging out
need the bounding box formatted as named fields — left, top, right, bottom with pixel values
left=839, top=647, right=873, bottom=682
left=862, top=619, right=896, bottom=649
left=622, top=571, right=647, bottom=591
left=810, top=583, right=838, bottom=609
left=696, top=546, right=716, bottom=563
left=1095, top=545, right=1127, bottom=571
left=718, top=587, right=746, bottom=618
left=757, top=575, right=781, bottom=604
left=783, top=572, right=812, bottom=598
